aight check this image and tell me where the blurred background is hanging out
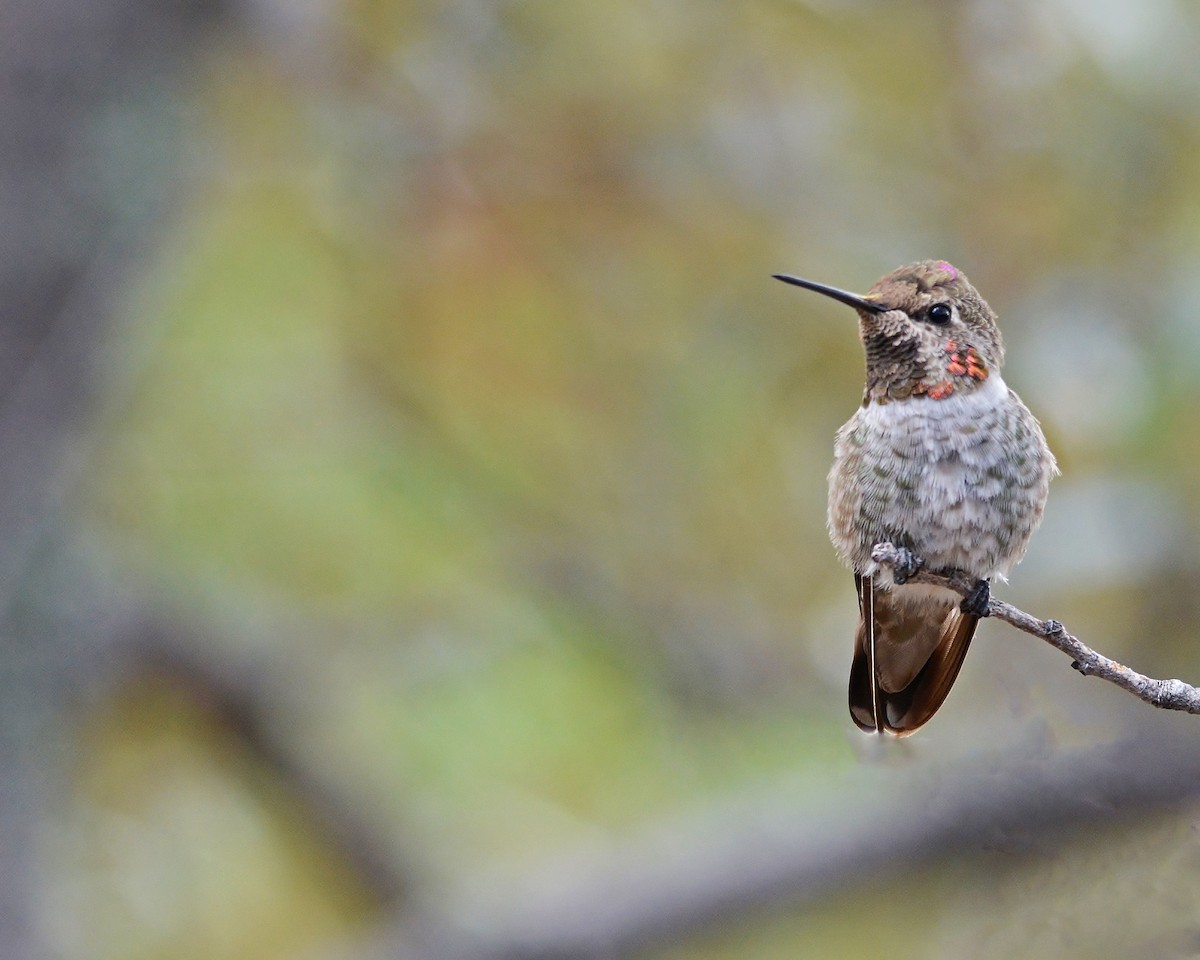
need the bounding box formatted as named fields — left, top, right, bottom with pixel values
left=8, top=0, right=1200, bottom=957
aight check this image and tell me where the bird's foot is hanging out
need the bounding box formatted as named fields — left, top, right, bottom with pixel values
left=890, top=546, right=924, bottom=585
left=961, top=579, right=991, bottom=618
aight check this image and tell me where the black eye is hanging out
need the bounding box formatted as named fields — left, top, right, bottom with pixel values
left=926, top=303, right=952, bottom=324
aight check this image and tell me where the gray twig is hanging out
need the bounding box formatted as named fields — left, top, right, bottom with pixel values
left=871, top=541, right=1200, bottom=714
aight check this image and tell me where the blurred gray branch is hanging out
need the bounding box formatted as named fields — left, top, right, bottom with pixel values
left=120, top=610, right=412, bottom=905
left=0, top=0, right=227, bottom=956
left=333, top=729, right=1200, bottom=960
left=871, top=542, right=1200, bottom=715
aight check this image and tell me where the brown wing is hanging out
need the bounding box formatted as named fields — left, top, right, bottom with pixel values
left=848, top=576, right=978, bottom=736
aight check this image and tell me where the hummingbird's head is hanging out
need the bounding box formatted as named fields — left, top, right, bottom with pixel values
left=774, top=260, right=1004, bottom=404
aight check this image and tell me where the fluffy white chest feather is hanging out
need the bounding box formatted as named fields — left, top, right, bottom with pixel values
left=828, top=374, right=1055, bottom=580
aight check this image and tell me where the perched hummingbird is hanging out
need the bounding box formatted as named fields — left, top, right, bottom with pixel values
left=775, top=260, right=1056, bottom=735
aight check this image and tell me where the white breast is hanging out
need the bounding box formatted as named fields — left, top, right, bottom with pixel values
left=830, top=374, right=1053, bottom=580
left=855, top=373, right=1010, bottom=438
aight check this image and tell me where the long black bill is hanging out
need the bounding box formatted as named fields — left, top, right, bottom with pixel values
left=772, top=274, right=884, bottom=314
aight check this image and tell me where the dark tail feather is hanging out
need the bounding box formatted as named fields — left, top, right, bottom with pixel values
left=849, top=573, right=882, bottom=733
left=848, top=576, right=978, bottom=736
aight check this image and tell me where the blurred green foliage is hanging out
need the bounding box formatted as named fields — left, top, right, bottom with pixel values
left=58, top=0, right=1200, bottom=957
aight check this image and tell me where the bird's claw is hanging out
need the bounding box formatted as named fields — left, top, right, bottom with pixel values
left=890, top=546, right=924, bottom=585
left=961, top=579, right=991, bottom=618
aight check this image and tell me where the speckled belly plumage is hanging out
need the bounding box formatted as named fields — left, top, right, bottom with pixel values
left=828, top=374, right=1055, bottom=580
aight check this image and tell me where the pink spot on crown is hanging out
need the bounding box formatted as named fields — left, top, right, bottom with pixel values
left=936, top=261, right=958, bottom=279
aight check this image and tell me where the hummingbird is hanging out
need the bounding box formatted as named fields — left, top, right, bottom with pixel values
left=774, top=260, right=1056, bottom=735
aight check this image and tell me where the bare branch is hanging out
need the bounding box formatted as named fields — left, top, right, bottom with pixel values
left=871, top=541, right=1200, bottom=714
